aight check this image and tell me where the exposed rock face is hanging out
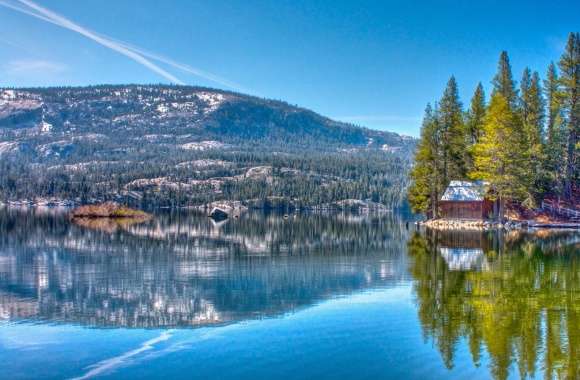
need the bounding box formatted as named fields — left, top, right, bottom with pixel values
left=206, top=201, right=248, bottom=220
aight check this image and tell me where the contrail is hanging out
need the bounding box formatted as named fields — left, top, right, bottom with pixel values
left=1, top=0, right=247, bottom=90
left=114, top=40, right=248, bottom=92
left=7, top=0, right=184, bottom=84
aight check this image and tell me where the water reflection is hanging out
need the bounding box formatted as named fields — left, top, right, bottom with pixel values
left=408, top=228, right=580, bottom=380
left=0, top=209, right=410, bottom=328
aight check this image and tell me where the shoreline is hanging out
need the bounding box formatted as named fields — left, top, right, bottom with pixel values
left=418, top=218, right=580, bottom=230
left=0, top=200, right=395, bottom=214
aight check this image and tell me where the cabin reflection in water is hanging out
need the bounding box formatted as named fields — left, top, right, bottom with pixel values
left=434, top=229, right=500, bottom=271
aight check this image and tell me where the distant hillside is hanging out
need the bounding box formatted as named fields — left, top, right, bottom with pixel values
left=0, top=85, right=416, bottom=209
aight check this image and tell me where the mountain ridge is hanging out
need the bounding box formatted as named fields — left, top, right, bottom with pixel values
left=0, top=84, right=415, bottom=209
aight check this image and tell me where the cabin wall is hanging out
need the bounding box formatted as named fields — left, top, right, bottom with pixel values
left=439, top=200, right=495, bottom=220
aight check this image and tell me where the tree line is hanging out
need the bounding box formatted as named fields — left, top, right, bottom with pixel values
left=409, top=32, right=579, bottom=218
left=0, top=147, right=411, bottom=210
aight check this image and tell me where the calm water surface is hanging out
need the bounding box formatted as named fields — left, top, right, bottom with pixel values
left=0, top=209, right=578, bottom=380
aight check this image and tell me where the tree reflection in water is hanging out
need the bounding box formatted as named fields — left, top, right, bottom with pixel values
left=408, top=228, right=580, bottom=380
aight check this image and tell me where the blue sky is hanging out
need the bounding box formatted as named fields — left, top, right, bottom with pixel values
left=0, top=0, right=578, bottom=136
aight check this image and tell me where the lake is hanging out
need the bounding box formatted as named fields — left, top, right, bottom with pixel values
left=0, top=208, right=578, bottom=380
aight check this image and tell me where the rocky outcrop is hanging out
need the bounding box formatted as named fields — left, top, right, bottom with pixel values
left=208, top=207, right=230, bottom=221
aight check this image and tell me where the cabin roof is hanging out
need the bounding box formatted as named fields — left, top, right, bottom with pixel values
left=441, top=180, right=488, bottom=201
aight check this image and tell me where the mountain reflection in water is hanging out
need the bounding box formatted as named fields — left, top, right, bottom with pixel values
left=0, top=208, right=410, bottom=329
left=1, top=208, right=579, bottom=380
left=408, top=228, right=580, bottom=380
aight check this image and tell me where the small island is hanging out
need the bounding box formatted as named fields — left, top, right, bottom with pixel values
left=70, top=202, right=152, bottom=219
left=70, top=202, right=152, bottom=232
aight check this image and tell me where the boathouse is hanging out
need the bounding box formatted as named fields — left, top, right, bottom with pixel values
left=439, top=180, right=496, bottom=220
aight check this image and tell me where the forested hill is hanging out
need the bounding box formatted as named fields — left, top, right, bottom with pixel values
left=0, top=85, right=416, bottom=209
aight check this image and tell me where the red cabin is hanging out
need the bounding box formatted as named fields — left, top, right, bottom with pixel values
left=439, top=181, right=497, bottom=220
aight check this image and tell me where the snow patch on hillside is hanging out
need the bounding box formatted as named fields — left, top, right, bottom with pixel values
left=40, top=120, right=53, bottom=133
left=180, top=141, right=227, bottom=151
left=175, top=159, right=231, bottom=169
left=196, top=92, right=225, bottom=112
left=0, top=141, right=18, bottom=155
left=381, top=144, right=402, bottom=153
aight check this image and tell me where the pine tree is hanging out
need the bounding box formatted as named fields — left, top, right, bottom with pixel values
left=543, top=62, right=566, bottom=195
left=520, top=68, right=545, bottom=199
left=558, top=32, right=580, bottom=199
left=470, top=93, right=530, bottom=219
left=408, top=104, right=443, bottom=216
left=439, top=76, right=467, bottom=183
left=492, top=51, right=519, bottom=109
left=466, top=83, right=486, bottom=145
left=465, top=83, right=486, bottom=172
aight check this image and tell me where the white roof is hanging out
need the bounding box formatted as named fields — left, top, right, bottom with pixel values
left=439, top=247, right=484, bottom=271
left=441, top=180, right=488, bottom=201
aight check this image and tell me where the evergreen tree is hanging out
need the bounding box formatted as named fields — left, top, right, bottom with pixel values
left=492, top=51, right=519, bottom=109
left=470, top=93, right=530, bottom=219
left=520, top=68, right=545, bottom=198
left=465, top=83, right=486, bottom=172
left=558, top=32, right=580, bottom=199
left=543, top=62, right=566, bottom=195
left=466, top=83, right=486, bottom=145
left=408, top=104, right=443, bottom=216
left=439, top=76, right=467, bottom=183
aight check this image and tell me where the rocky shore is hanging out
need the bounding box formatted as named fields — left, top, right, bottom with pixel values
left=418, top=218, right=579, bottom=230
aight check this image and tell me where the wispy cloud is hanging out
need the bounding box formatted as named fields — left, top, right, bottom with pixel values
left=5, top=59, right=68, bottom=75
left=0, top=0, right=245, bottom=90
left=69, top=331, right=173, bottom=380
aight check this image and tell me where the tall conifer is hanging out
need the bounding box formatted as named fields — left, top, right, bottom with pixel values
left=470, top=93, right=529, bottom=218
left=465, top=83, right=486, bottom=172
left=409, top=104, right=444, bottom=216
left=492, top=51, right=519, bottom=108
left=558, top=32, right=580, bottom=199
left=439, top=76, right=467, bottom=183
left=466, top=83, right=486, bottom=145
left=520, top=68, right=545, bottom=198
left=544, top=62, right=566, bottom=195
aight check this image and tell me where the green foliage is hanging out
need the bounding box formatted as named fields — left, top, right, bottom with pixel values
left=410, top=32, right=580, bottom=216
left=492, top=51, right=519, bottom=109
left=465, top=83, right=486, bottom=172
left=466, top=83, right=486, bottom=145
left=470, top=93, right=530, bottom=212
left=439, top=76, right=468, bottom=181
left=408, top=104, right=443, bottom=214
left=557, top=32, right=580, bottom=199
left=520, top=68, right=546, bottom=199
left=544, top=62, right=568, bottom=196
